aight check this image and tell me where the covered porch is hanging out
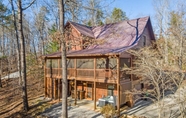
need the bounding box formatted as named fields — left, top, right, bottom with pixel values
left=44, top=54, right=133, bottom=115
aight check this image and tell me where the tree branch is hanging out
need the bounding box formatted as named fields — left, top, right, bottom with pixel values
left=22, top=0, right=36, bottom=11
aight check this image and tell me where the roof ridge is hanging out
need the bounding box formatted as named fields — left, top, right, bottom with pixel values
left=68, top=21, right=95, bottom=38
left=68, top=21, right=92, bottom=29
left=67, top=16, right=150, bottom=39
left=92, top=16, right=150, bottom=28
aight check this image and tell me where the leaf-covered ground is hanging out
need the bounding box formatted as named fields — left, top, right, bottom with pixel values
left=0, top=56, right=54, bottom=117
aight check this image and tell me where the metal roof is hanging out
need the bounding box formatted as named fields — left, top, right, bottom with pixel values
left=68, top=21, right=95, bottom=38
left=45, top=16, right=155, bottom=58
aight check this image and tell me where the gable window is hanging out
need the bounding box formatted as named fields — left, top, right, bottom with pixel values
left=143, top=36, right=146, bottom=46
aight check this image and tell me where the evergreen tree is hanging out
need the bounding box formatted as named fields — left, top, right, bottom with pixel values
left=105, top=7, right=128, bottom=24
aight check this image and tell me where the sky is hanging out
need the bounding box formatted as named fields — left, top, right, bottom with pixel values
left=113, top=0, right=154, bottom=19
left=3, top=0, right=155, bottom=21
left=109, top=0, right=158, bottom=32
left=111, top=0, right=155, bottom=19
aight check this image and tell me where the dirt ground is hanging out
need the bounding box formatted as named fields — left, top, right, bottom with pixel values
left=0, top=73, right=51, bottom=118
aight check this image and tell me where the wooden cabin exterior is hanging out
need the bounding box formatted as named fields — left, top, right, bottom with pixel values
left=43, top=16, right=155, bottom=114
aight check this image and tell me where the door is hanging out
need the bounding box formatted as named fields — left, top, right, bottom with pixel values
left=87, top=83, right=93, bottom=100
left=68, top=80, right=74, bottom=97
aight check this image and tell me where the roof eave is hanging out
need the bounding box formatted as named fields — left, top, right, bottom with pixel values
left=148, top=17, right=156, bottom=40
left=44, top=53, right=120, bottom=59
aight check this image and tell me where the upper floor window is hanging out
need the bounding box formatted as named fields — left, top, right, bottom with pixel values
left=143, top=35, right=146, bottom=46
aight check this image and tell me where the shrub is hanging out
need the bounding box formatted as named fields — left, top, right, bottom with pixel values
left=100, top=104, right=116, bottom=118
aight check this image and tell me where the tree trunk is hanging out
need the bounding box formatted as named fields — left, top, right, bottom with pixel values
left=17, top=0, right=29, bottom=111
left=2, top=25, right=5, bottom=55
left=32, top=37, right=38, bottom=62
left=0, top=59, right=2, bottom=88
left=59, top=0, right=68, bottom=118
left=10, top=0, right=22, bottom=85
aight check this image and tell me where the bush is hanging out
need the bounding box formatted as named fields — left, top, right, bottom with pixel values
left=100, top=104, right=116, bottom=118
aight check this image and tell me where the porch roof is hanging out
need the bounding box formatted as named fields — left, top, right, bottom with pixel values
left=44, top=48, right=120, bottom=58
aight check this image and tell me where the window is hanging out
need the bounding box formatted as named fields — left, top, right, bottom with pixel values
left=143, top=36, right=146, bottom=46
left=87, top=84, right=92, bottom=98
left=67, top=59, right=74, bottom=68
left=52, top=59, right=58, bottom=68
left=59, top=59, right=74, bottom=68
left=77, top=59, right=94, bottom=69
left=67, top=42, right=72, bottom=51
left=120, top=58, right=131, bottom=69
left=120, top=58, right=131, bottom=80
left=107, top=85, right=114, bottom=96
left=97, top=58, right=117, bottom=69
left=97, top=58, right=106, bottom=69
left=46, top=59, right=51, bottom=68
left=109, top=58, right=117, bottom=69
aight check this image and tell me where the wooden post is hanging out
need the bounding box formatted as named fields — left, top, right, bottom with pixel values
left=58, top=59, right=60, bottom=100
left=57, top=59, right=60, bottom=77
left=49, top=78, right=51, bottom=98
left=58, top=79, right=60, bottom=101
left=44, top=58, right=47, bottom=98
left=54, top=79, right=56, bottom=99
left=74, top=58, right=77, bottom=105
left=0, top=59, right=2, bottom=88
left=94, top=58, right=96, bottom=110
left=47, top=78, right=49, bottom=98
left=50, top=78, right=54, bottom=99
left=117, top=56, right=120, bottom=116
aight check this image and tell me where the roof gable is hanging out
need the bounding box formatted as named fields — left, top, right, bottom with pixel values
left=66, top=21, right=95, bottom=38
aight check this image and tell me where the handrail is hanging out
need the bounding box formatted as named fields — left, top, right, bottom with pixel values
left=45, top=68, right=119, bottom=80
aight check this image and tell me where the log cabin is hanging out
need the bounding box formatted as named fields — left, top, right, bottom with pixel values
left=43, top=16, right=155, bottom=113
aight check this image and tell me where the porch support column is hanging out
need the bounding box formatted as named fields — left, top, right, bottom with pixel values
left=53, top=78, right=56, bottom=99
left=51, top=78, right=53, bottom=99
left=58, top=79, right=60, bottom=101
left=74, top=58, right=77, bottom=105
left=44, top=58, right=47, bottom=98
left=47, top=78, right=49, bottom=98
left=94, top=58, right=96, bottom=110
left=117, top=56, right=120, bottom=116
left=50, top=78, right=52, bottom=98
left=58, top=59, right=60, bottom=100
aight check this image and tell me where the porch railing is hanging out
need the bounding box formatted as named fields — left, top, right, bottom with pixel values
left=77, top=69, right=94, bottom=77
left=46, top=68, right=76, bottom=78
left=45, top=68, right=129, bottom=81
left=46, top=68, right=117, bottom=79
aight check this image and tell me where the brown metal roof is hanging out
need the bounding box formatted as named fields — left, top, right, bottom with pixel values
left=68, top=21, right=95, bottom=38
left=45, top=16, right=155, bottom=58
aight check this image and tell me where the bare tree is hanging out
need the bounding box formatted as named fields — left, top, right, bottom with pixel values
left=17, top=0, right=36, bottom=112
left=153, top=0, right=170, bottom=64
left=0, top=58, right=2, bottom=88
left=10, top=0, right=21, bottom=85
left=58, top=0, right=68, bottom=117
left=17, top=0, right=29, bottom=111
left=126, top=38, right=186, bottom=118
